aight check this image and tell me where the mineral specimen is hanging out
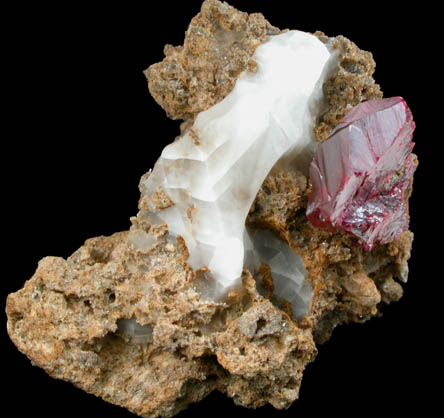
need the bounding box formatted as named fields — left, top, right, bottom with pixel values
left=306, top=97, right=416, bottom=250
left=6, top=1, right=416, bottom=417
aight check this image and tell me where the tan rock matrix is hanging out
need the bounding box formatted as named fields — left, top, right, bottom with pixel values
left=6, top=1, right=414, bottom=417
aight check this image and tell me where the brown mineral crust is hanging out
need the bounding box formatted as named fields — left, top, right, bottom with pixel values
left=214, top=274, right=316, bottom=410
left=6, top=228, right=317, bottom=417
left=248, top=169, right=309, bottom=236
left=313, top=32, right=383, bottom=142
left=151, top=187, right=175, bottom=210
left=6, top=231, right=218, bottom=417
left=145, top=0, right=281, bottom=121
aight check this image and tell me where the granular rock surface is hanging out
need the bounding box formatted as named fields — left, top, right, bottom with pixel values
left=145, top=0, right=281, bottom=121
left=6, top=1, right=415, bottom=417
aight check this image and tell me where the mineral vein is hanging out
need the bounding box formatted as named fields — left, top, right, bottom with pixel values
left=141, top=30, right=338, bottom=292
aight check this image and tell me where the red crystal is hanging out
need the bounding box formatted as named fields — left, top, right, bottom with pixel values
left=306, top=97, right=416, bottom=250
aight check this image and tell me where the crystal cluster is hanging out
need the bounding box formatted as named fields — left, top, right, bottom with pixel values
left=306, top=97, right=416, bottom=250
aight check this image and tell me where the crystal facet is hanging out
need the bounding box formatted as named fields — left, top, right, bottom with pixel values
left=306, top=97, right=416, bottom=250
left=244, top=229, right=313, bottom=320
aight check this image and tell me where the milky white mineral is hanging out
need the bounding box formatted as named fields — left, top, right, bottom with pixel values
left=139, top=30, right=339, bottom=302
left=117, top=318, right=153, bottom=344
left=244, top=229, right=313, bottom=320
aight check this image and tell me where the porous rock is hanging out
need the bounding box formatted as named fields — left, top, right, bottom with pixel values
left=145, top=0, right=281, bottom=121
left=6, top=230, right=315, bottom=416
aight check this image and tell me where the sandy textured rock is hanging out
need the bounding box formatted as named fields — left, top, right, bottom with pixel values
left=6, top=1, right=414, bottom=417
left=145, top=0, right=281, bottom=121
left=313, top=32, right=383, bottom=142
left=6, top=230, right=315, bottom=416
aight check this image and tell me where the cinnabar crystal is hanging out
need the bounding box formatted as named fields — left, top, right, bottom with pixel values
left=307, top=97, right=416, bottom=250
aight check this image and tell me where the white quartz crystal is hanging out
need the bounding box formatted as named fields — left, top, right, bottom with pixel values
left=117, top=318, right=153, bottom=344
left=140, top=31, right=338, bottom=312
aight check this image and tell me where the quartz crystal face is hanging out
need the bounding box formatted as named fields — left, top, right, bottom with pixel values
left=307, top=97, right=416, bottom=250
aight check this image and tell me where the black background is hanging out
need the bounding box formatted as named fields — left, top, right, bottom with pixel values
left=3, top=1, right=435, bottom=416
